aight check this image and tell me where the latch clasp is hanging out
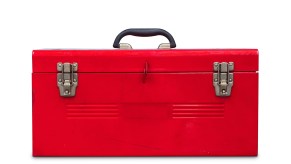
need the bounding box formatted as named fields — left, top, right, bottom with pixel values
left=57, top=62, right=78, bottom=97
left=213, top=62, right=234, bottom=96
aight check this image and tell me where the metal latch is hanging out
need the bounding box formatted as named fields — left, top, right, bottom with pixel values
left=57, top=62, right=78, bottom=97
left=213, top=62, right=234, bottom=96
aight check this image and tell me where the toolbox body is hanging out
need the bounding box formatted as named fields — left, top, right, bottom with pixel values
left=32, top=29, right=258, bottom=156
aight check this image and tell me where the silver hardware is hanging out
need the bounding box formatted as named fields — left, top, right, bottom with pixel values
left=119, top=43, right=172, bottom=49
left=213, top=62, right=234, bottom=96
left=57, top=62, right=78, bottom=97
left=119, top=43, right=132, bottom=49
left=158, top=43, right=171, bottom=49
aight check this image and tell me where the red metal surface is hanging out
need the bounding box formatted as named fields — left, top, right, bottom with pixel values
left=32, top=49, right=258, bottom=156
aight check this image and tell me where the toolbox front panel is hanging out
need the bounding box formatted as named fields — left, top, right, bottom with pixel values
left=32, top=72, right=258, bottom=156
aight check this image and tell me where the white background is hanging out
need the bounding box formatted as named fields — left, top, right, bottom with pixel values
left=0, top=0, right=290, bottom=163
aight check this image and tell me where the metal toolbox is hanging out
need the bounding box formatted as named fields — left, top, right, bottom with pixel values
left=32, top=28, right=258, bottom=156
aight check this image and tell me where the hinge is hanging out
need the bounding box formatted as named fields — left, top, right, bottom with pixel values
left=213, top=62, right=234, bottom=96
left=57, top=62, right=78, bottom=97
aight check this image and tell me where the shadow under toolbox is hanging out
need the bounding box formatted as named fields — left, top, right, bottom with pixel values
left=32, top=28, right=258, bottom=156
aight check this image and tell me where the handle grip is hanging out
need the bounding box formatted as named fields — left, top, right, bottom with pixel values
left=113, top=28, right=176, bottom=48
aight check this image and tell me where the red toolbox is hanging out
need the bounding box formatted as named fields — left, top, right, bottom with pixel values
left=32, top=28, right=258, bottom=156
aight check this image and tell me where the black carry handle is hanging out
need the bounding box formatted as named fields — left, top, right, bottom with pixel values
left=113, top=28, right=176, bottom=48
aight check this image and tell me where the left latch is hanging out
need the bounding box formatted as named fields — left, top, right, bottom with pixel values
left=57, top=62, right=78, bottom=97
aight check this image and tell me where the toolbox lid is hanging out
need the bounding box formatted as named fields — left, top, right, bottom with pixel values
left=32, top=49, right=258, bottom=73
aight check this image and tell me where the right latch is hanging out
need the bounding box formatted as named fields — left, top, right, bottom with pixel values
left=213, top=62, right=234, bottom=96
